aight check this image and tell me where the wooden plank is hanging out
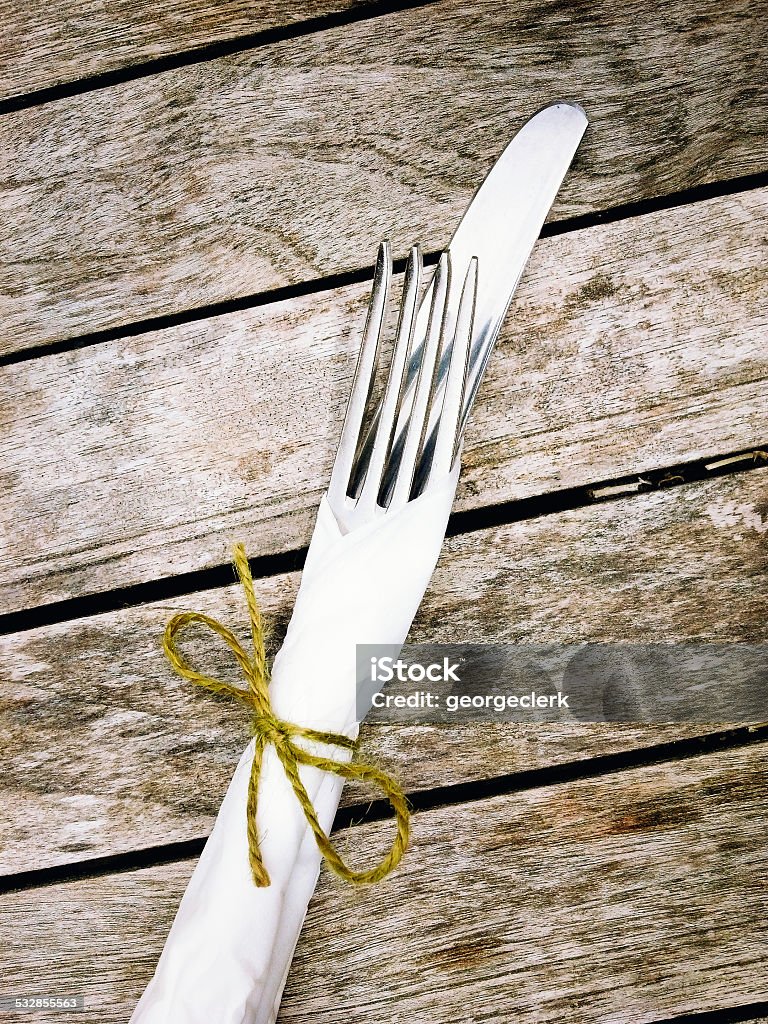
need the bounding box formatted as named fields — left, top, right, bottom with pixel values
left=1, top=190, right=765, bottom=612
left=1, top=0, right=766, bottom=351
left=1, top=742, right=765, bottom=1021
left=0, top=0, right=370, bottom=102
left=1, top=469, right=765, bottom=874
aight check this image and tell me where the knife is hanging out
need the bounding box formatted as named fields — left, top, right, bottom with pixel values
left=353, top=101, right=588, bottom=500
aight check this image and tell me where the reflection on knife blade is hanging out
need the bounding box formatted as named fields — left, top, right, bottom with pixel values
left=350, top=101, right=588, bottom=503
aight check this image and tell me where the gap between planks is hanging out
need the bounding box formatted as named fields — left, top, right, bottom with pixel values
left=657, top=1009, right=768, bottom=1024
left=2, top=0, right=767, bottom=350
left=3, top=722, right=765, bottom=895
left=0, top=0, right=439, bottom=108
left=0, top=439, right=765, bottom=637
left=1, top=188, right=765, bottom=615
left=1, top=743, right=766, bottom=1023
left=2, top=168, right=766, bottom=372
left=1, top=469, right=765, bottom=876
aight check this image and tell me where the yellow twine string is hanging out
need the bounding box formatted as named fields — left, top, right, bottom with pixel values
left=163, top=543, right=410, bottom=887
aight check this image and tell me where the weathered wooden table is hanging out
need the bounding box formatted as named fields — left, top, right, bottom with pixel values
left=1, top=1, right=766, bottom=1021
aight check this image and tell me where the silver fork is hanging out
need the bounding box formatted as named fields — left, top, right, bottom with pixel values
left=327, top=241, right=478, bottom=533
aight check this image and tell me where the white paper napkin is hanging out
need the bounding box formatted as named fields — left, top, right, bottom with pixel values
left=130, top=463, right=459, bottom=1024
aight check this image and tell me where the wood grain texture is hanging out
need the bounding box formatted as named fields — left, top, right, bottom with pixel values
left=2, top=470, right=765, bottom=874
left=0, top=0, right=370, bottom=101
left=1, top=190, right=765, bottom=613
left=1, top=742, right=765, bottom=1022
left=1, top=0, right=767, bottom=351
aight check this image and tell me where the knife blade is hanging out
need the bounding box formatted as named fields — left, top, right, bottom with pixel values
left=353, top=101, right=588, bottom=501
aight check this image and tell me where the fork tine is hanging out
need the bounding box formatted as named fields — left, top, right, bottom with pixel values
left=428, top=256, right=478, bottom=482
left=327, top=241, right=391, bottom=506
left=355, top=244, right=422, bottom=511
left=388, top=252, right=450, bottom=510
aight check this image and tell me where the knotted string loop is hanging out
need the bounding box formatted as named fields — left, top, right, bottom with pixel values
left=163, top=544, right=410, bottom=886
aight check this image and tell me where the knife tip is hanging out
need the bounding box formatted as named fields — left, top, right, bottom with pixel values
left=551, top=99, right=589, bottom=125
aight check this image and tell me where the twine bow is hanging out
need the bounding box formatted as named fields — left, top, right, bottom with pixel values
left=163, top=543, right=410, bottom=887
